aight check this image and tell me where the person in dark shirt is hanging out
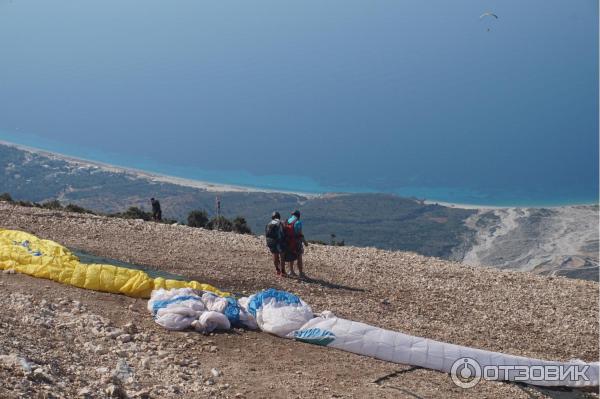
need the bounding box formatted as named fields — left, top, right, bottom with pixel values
left=265, top=211, right=285, bottom=276
left=150, top=198, right=162, bottom=221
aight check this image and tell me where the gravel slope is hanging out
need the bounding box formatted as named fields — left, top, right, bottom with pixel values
left=1, top=203, right=598, bottom=398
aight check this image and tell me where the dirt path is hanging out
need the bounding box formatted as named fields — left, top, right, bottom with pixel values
left=1, top=203, right=598, bottom=398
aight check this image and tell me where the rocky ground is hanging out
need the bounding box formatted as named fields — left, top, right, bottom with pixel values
left=0, top=202, right=598, bottom=398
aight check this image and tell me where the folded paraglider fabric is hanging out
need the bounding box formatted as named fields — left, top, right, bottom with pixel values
left=0, top=229, right=229, bottom=298
left=193, top=311, right=231, bottom=333
left=291, top=313, right=600, bottom=387
left=244, top=288, right=313, bottom=336
left=151, top=288, right=599, bottom=388
left=148, top=288, right=254, bottom=332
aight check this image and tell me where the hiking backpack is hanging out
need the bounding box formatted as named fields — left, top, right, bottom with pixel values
left=283, top=219, right=299, bottom=254
left=265, top=220, right=282, bottom=241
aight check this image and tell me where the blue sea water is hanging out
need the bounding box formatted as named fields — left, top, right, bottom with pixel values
left=0, top=0, right=597, bottom=207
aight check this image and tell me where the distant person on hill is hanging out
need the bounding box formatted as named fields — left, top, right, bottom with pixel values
left=150, top=198, right=162, bottom=221
left=265, top=211, right=285, bottom=276
left=284, top=210, right=308, bottom=278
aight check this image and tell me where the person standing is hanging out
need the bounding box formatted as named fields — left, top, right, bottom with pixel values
left=150, top=198, right=162, bottom=221
left=265, top=211, right=285, bottom=276
left=285, top=210, right=308, bottom=278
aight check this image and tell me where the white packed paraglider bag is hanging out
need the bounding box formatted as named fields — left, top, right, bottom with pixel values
left=155, top=312, right=197, bottom=330
left=148, top=288, right=206, bottom=330
left=244, top=289, right=313, bottom=337
left=202, top=292, right=229, bottom=313
left=237, top=297, right=258, bottom=330
left=148, top=288, right=203, bottom=314
left=291, top=313, right=600, bottom=388
left=192, top=311, right=231, bottom=333
left=148, top=288, right=255, bottom=331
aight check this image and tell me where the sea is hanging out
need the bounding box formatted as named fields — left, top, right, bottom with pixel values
left=0, top=0, right=598, bottom=207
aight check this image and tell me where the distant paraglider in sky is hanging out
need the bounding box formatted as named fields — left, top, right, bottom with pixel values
left=479, top=12, right=499, bottom=20
left=480, top=11, right=499, bottom=32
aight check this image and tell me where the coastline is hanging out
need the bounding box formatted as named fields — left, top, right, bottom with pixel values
left=1, top=139, right=597, bottom=210
left=0, top=140, right=316, bottom=198
left=423, top=200, right=512, bottom=210
left=423, top=200, right=599, bottom=211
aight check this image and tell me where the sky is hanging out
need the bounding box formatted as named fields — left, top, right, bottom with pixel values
left=0, top=0, right=597, bottom=205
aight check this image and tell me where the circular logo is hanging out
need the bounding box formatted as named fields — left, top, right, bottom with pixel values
left=451, top=357, right=482, bottom=388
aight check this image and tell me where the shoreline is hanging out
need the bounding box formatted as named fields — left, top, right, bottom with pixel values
left=423, top=200, right=513, bottom=210
left=423, top=200, right=598, bottom=210
left=1, top=139, right=597, bottom=210
left=0, top=140, right=317, bottom=198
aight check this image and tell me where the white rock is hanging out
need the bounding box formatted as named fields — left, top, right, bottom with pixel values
left=113, top=359, right=134, bottom=382
left=91, top=327, right=104, bottom=336
left=0, top=354, right=35, bottom=372
left=123, top=322, right=137, bottom=335
left=32, top=368, right=54, bottom=384
left=118, top=334, right=132, bottom=343
left=105, top=383, right=127, bottom=398
left=140, top=357, right=152, bottom=370
left=107, top=329, right=124, bottom=339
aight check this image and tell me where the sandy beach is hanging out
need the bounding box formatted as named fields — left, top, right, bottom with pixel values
left=424, top=199, right=598, bottom=211
left=423, top=200, right=511, bottom=210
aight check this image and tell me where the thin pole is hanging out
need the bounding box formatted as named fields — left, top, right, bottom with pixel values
left=215, top=196, right=221, bottom=230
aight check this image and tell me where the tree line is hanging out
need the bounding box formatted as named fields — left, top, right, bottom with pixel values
left=0, top=193, right=351, bottom=245
left=0, top=193, right=252, bottom=235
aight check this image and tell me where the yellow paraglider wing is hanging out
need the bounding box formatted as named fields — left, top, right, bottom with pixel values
left=0, top=229, right=229, bottom=298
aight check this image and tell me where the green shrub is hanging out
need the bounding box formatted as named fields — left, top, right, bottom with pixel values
left=206, top=216, right=233, bottom=231
left=232, top=216, right=252, bottom=234
left=120, top=207, right=152, bottom=221
left=158, top=218, right=178, bottom=225
left=65, top=204, right=93, bottom=214
left=42, top=199, right=63, bottom=210
left=17, top=200, right=36, bottom=207
left=0, top=192, right=13, bottom=202
left=187, top=210, right=209, bottom=228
